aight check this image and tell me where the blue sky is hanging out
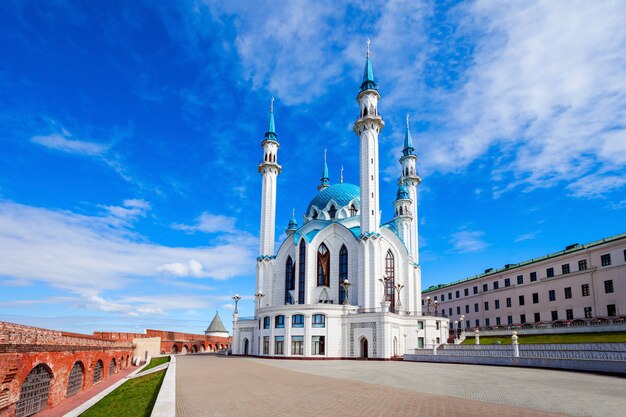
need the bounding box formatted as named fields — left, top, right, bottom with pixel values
left=1, top=0, right=625, bottom=335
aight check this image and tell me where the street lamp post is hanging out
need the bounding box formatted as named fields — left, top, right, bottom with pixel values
left=232, top=294, right=241, bottom=315
left=424, top=296, right=432, bottom=315
left=454, top=320, right=458, bottom=340
left=378, top=275, right=390, bottom=301
left=460, top=314, right=465, bottom=335
left=394, top=283, right=405, bottom=309
left=434, top=300, right=440, bottom=316
left=255, top=292, right=265, bottom=311
left=341, top=279, right=352, bottom=305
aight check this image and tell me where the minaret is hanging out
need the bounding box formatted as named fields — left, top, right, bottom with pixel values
left=258, top=98, right=281, bottom=257
left=399, top=114, right=421, bottom=262
left=318, top=149, right=330, bottom=191
left=353, top=39, right=385, bottom=235
left=393, top=182, right=413, bottom=247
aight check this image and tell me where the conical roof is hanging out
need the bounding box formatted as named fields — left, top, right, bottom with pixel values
left=205, top=311, right=227, bottom=333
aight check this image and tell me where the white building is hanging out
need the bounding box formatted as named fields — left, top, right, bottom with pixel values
left=232, top=44, right=448, bottom=359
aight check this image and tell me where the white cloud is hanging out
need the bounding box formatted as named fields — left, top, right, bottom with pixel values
left=514, top=232, right=539, bottom=243
left=450, top=229, right=488, bottom=253
left=0, top=201, right=255, bottom=293
left=418, top=1, right=626, bottom=198
left=172, top=212, right=236, bottom=234
left=157, top=259, right=205, bottom=278
left=32, top=132, right=108, bottom=156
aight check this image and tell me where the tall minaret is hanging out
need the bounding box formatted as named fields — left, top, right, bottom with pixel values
left=393, top=182, right=413, bottom=247
left=258, top=98, right=281, bottom=257
left=399, top=114, right=421, bottom=262
left=353, top=40, right=385, bottom=235
left=318, top=149, right=330, bottom=191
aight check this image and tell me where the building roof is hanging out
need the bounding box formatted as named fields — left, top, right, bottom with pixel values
left=307, top=183, right=360, bottom=214
left=205, top=312, right=227, bottom=333
left=423, top=231, right=626, bottom=293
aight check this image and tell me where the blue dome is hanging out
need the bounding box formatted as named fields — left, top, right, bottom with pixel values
left=307, top=183, right=360, bottom=214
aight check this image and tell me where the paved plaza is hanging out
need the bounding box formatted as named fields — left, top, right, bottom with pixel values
left=175, top=355, right=626, bottom=417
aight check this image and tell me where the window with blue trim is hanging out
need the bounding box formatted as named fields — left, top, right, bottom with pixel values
left=275, top=315, right=285, bottom=329
left=263, top=316, right=270, bottom=329
left=298, top=241, right=306, bottom=304
left=292, top=314, right=304, bottom=328
left=285, top=256, right=294, bottom=304
left=312, top=314, right=325, bottom=328
left=317, top=243, right=330, bottom=286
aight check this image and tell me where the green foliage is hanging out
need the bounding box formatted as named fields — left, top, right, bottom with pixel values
left=137, top=356, right=170, bottom=374
left=461, top=332, right=626, bottom=345
left=80, top=370, right=165, bottom=417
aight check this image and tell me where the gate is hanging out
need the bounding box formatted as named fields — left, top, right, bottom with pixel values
left=93, top=360, right=103, bottom=384
left=109, top=359, right=116, bottom=376
left=66, top=362, right=84, bottom=398
left=15, top=364, right=51, bottom=417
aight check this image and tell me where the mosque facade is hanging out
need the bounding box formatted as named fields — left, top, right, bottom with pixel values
left=232, top=45, right=449, bottom=359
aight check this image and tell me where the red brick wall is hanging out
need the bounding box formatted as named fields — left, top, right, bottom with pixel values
left=0, top=322, right=133, bottom=417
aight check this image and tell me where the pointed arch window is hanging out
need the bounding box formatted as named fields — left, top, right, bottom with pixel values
left=339, top=245, right=348, bottom=304
left=385, top=250, right=396, bottom=313
left=285, top=256, right=294, bottom=304
left=317, top=243, right=330, bottom=287
left=298, top=241, right=306, bottom=304
left=328, top=205, right=337, bottom=219
left=349, top=204, right=357, bottom=217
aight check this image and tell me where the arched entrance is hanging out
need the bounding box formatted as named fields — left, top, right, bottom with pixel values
left=66, top=362, right=84, bottom=398
left=190, top=345, right=197, bottom=354
left=360, top=338, right=369, bottom=359
left=109, top=358, right=116, bottom=376
left=243, top=338, right=249, bottom=355
left=181, top=345, right=188, bottom=354
left=93, top=360, right=103, bottom=384
left=16, top=364, right=52, bottom=417
left=171, top=345, right=178, bottom=354
left=393, top=337, right=398, bottom=356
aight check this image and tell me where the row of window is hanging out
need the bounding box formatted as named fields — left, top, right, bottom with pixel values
left=261, top=314, right=326, bottom=329
left=433, top=251, right=624, bottom=302
left=453, top=304, right=618, bottom=328
left=445, top=281, right=615, bottom=317
left=262, top=335, right=326, bottom=355
left=285, top=242, right=396, bottom=309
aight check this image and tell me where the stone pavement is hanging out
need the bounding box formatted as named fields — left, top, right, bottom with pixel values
left=175, top=355, right=626, bottom=417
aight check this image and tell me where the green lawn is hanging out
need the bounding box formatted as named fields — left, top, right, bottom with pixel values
left=137, top=356, right=170, bottom=374
left=461, top=332, right=626, bottom=345
left=80, top=370, right=165, bottom=417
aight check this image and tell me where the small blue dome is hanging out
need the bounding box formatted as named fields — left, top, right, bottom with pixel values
left=307, top=183, right=360, bottom=214
left=396, top=184, right=410, bottom=200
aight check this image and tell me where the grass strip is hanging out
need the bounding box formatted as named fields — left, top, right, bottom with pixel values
left=138, top=356, right=170, bottom=374
left=80, top=369, right=165, bottom=417
left=461, top=331, right=626, bottom=345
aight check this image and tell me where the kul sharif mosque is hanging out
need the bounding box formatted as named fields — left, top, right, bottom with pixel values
left=232, top=42, right=449, bottom=358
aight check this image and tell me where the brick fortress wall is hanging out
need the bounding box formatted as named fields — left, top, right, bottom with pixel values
left=0, top=322, right=133, bottom=417
left=93, top=329, right=232, bottom=354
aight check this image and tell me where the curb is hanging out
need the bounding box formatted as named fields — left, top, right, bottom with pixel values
left=150, top=354, right=176, bottom=417
left=130, top=362, right=169, bottom=379
left=63, top=359, right=151, bottom=417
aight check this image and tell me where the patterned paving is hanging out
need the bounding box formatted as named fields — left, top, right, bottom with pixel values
left=175, top=355, right=621, bottom=417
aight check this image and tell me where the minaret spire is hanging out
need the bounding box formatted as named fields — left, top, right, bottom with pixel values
left=265, top=97, right=276, bottom=140
left=403, top=113, right=415, bottom=156
left=318, top=149, right=330, bottom=191
left=360, top=38, right=377, bottom=92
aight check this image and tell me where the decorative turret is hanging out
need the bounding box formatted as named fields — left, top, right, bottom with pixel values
left=286, top=208, right=298, bottom=236
left=318, top=149, right=330, bottom=191
left=354, top=39, right=384, bottom=236
left=205, top=311, right=229, bottom=338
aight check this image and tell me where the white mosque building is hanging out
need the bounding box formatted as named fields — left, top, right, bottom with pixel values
left=232, top=44, right=449, bottom=359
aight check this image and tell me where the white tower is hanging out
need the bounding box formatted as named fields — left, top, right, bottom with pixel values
left=399, top=114, right=421, bottom=263
left=258, top=98, right=281, bottom=257
left=353, top=40, right=385, bottom=236
left=393, top=182, right=413, bottom=247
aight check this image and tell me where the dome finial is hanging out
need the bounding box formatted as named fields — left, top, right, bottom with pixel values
left=340, top=165, right=344, bottom=184
left=270, top=96, right=274, bottom=113
left=406, top=113, right=409, bottom=129
left=367, top=38, right=371, bottom=57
